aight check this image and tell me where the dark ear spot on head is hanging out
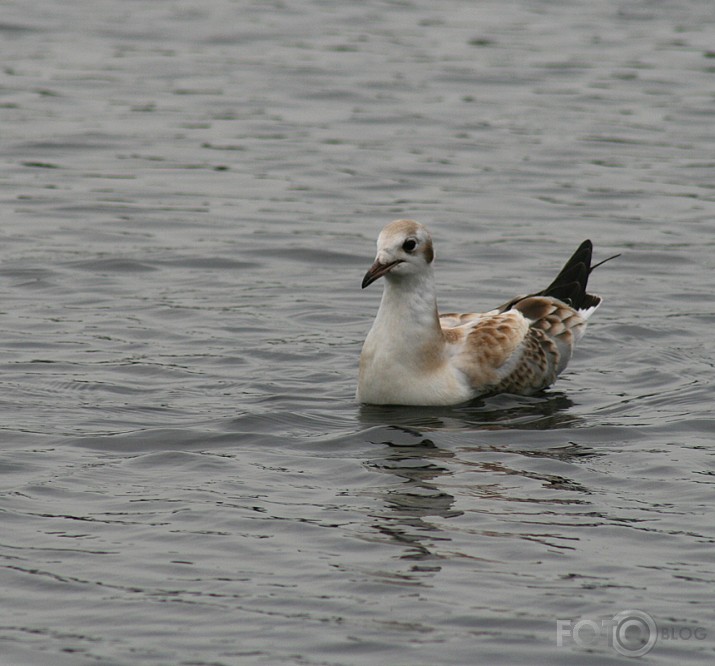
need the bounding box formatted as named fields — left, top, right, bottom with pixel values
left=423, top=239, right=434, bottom=264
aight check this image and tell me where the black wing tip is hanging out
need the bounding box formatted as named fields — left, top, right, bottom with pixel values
left=500, top=240, right=616, bottom=313
left=540, top=240, right=615, bottom=310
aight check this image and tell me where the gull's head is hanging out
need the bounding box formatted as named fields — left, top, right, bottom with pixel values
left=362, top=219, right=435, bottom=289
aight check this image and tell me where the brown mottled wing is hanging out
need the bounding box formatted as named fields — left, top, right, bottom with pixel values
left=509, top=296, right=588, bottom=375
left=491, top=327, right=560, bottom=395
left=443, top=296, right=588, bottom=396
left=446, top=311, right=530, bottom=391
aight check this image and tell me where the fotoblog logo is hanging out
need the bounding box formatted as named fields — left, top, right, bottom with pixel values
left=557, top=609, right=707, bottom=657
left=556, top=609, right=657, bottom=657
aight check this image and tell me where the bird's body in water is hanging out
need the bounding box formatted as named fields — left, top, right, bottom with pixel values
left=358, top=219, right=617, bottom=406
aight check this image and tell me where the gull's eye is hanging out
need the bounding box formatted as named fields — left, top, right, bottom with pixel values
left=402, top=238, right=417, bottom=253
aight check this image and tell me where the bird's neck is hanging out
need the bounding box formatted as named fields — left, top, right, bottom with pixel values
left=372, top=270, right=443, bottom=348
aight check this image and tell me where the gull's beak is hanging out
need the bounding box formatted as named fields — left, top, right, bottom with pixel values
left=361, top=259, right=402, bottom=289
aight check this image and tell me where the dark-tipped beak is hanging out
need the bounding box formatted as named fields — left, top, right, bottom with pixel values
left=361, top=259, right=402, bottom=289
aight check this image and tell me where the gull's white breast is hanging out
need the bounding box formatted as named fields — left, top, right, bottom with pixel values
left=357, top=319, right=473, bottom=406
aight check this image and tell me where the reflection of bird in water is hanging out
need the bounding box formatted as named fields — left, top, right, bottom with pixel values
left=363, top=430, right=459, bottom=563
left=359, top=391, right=581, bottom=432
left=360, top=426, right=597, bottom=563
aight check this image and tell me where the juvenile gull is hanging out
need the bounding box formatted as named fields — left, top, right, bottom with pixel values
left=358, top=219, right=616, bottom=406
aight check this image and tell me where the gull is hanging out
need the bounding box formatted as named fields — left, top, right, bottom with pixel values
left=357, top=219, right=617, bottom=406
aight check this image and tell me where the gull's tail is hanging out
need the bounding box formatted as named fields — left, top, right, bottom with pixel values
left=540, top=239, right=619, bottom=313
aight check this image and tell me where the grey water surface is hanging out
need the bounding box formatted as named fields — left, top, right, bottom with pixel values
left=1, top=1, right=714, bottom=665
